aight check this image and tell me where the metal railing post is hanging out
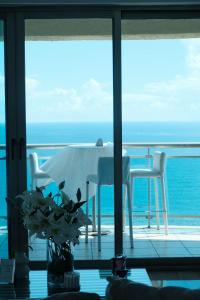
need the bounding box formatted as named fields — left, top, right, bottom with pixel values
left=147, top=147, right=151, bottom=228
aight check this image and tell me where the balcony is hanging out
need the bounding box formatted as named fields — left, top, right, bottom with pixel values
left=1, top=142, right=200, bottom=261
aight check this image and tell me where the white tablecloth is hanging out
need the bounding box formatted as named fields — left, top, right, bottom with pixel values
left=40, top=143, right=114, bottom=201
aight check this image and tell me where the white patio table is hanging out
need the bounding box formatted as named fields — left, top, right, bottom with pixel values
left=40, top=143, right=114, bottom=202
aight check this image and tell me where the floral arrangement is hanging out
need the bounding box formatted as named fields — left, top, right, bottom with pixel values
left=18, top=182, right=91, bottom=274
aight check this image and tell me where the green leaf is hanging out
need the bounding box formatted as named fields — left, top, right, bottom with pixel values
left=36, top=186, right=43, bottom=193
left=59, top=181, right=65, bottom=190
left=54, top=212, right=64, bottom=221
left=29, top=208, right=37, bottom=217
left=70, top=201, right=86, bottom=213
left=76, top=188, right=81, bottom=202
left=64, top=200, right=74, bottom=212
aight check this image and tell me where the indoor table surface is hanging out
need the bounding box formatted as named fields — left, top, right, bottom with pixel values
left=0, top=268, right=152, bottom=299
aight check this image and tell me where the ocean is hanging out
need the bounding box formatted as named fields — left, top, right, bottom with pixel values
left=1, top=121, right=200, bottom=227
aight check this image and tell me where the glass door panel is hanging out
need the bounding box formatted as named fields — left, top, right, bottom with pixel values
left=0, top=20, right=7, bottom=258
left=25, top=18, right=113, bottom=262
left=122, top=18, right=200, bottom=259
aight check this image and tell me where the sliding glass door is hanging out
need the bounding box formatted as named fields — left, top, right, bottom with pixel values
left=0, top=20, right=7, bottom=258
left=25, top=18, right=114, bottom=263
left=122, top=18, right=200, bottom=260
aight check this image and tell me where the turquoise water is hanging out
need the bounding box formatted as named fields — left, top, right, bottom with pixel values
left=1, top=122, right=200, bottom=227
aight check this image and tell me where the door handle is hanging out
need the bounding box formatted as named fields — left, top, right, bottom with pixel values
left=19, top=137, right=25, bottom=160
left=10, top=138, right=17, bottom=160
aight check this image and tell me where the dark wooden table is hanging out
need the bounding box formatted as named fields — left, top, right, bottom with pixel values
left=0, top=268, right=151, bottom=299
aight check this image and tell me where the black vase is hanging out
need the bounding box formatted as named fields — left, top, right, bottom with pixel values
left=47, top=242, right=74, bottom=289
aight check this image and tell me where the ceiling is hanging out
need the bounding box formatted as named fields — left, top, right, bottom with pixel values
left=25, top=19, right=200, bottom=40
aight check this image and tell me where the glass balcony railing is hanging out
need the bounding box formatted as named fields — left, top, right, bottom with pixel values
left=1, top=142, right=200, bottom=260
left=1, top=142, right=200, bottom=227
left=26, top=142, right=200, bottom=227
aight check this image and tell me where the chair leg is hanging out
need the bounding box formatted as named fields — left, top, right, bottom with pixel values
left=85, top=181, right=89, bottom=244
left=154, top=178, right=160, bottom=230
left=33, top=178, right=36, bottom=189
left=131, top=177, right=134, bottom=225
left=147, top=178, right=151, bottom=228
left=160, top=176, right=168, bottom=235
left=97, top=185, right=101, bottom=252
left=35, top=178, right=39, bottom=189
left=123, top=185, right=127, bottom=232
left=127, top=183, right=134, bottom=249
left=92, top=195, right=97, bottom=232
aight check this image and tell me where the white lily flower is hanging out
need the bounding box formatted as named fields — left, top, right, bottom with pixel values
left=19, top=183, right=92, bottom=247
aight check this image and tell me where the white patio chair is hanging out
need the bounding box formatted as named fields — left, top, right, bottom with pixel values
left=130, top=151, right=168, bottom=234
left=85, top=156, right=134, bottom=251
left=29, top=152, right=52, bottom=189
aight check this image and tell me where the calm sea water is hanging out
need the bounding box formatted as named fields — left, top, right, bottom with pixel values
left=1, top=122, right=200, bottom=227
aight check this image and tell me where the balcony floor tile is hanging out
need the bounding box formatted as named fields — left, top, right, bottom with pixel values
left=2, top=225, right=200, bottom=260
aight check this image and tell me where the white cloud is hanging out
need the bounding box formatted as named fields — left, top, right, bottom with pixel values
left=25, top=39, right=200, bottom=122
left=146, top=75, right=200, bottom=93
left=121, top=39, right=200, bottom=121
left=26, top=71, right=200, bottom=122
left=122, top=73, right=200, bottom=121
left=26, top=78, right=39, bottom=90
left=26, top=77, right=112, bottom=122
left=184, top=39, right=200, bottom=71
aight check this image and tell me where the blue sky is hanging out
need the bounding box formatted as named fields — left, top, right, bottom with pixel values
left=1, top=37, right=200, bottom=122
left=25, top=38, right=200, bottom=122
left=123, top=40, right=187, bottom=91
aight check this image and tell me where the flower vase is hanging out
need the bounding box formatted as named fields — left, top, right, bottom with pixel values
left=47, top=241, right=74, bottom=290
